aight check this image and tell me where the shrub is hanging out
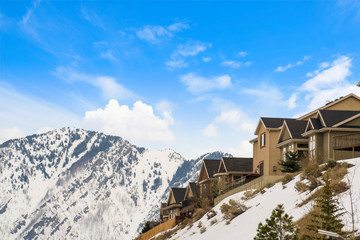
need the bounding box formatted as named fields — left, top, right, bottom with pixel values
left=307, top=175, right=321, bottom=191
left=265, top=183, right=275, bottom=188
left=326, top=159, right=337, bottom=169
left=282, top=174, right=294, bottom=185
left=207, top=209, right=217, bottom=220
left=241, top=190, right=255, bottom=201
left=193, top=208, right=206, bottom=221
left=197, top=221, right=202, bottom=228
left=220, top=199, right=248, bottom=221
left=301, top=162, right=321, bottom=180
left=200, top=226, right=207, bottom=234
left=332, top=181, right=349, bottom=195
left=294, top=181, right=307, bottom=193
left=210, top=218, right=217, bottom=226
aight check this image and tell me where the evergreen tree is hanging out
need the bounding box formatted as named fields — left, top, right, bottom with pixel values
left=305, top=175, right=345, bottom=239
left=254, top=204, right=299, bottom=240
left=279, top=151, right=302, bottom=173
left=141, top=221, right=152, bottom=234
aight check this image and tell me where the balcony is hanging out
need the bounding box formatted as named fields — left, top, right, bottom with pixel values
left=333, top=133, right=360, bottom=150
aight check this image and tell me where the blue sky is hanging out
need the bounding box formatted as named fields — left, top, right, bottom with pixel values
left=1, top=0, right=360, bottom=158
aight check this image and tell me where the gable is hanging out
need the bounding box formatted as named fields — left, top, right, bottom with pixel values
left=278, top=122, right=291, bottom=143
left=198, top=163, right=209, bottom=182
left=218, top=160, right=226, bottom=172
left=305, top=120, right=313, bottom=133
left=254, top=119, right=266, bottom=135
left=336, top=114, right=360, bottom=127
left=184, top=185, right=193, bottom=199
left=167, top=190, right=176, bottom=205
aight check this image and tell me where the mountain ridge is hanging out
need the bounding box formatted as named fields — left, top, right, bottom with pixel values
left=0, top=127, right=229, bottom=240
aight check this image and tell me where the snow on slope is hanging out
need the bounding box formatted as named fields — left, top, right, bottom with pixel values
left=169, top=158, right=360, bottom=240
left=0, top=128, right=228, bottom=240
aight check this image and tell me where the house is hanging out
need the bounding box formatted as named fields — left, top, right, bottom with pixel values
left=180, top=182, right=200, bottom=217
left=251, top=93, right=360, bottom=176
left=213, top=157, right=257, bottom=191
left=251, top=117, right=293, bottom=176
left=197, top=159, right=221, bottom=198
left=162, top=187, right=186, bottom=221
left=159, top=203, right=169, bottom=222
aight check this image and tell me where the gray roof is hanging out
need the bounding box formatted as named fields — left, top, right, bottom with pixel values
left=309, top=118, right=323, bottom=130
left=203, top=159, right=221, bottom=178
left=222, top=157, right=253, bottom=172
left=171, top=188, right=187, bottom=204
left=188, top=182, right=200, bottom=198
left=319, top=110, right=360, bottom=127
left=284, top=119, right=308, bottom=139
left=261, top=117, right=294, bottom=128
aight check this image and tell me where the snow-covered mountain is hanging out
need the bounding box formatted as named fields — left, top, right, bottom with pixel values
left=0, top=128, right=228, bottom=240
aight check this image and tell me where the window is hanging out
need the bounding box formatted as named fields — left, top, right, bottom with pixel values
left=260, top=133, right=266, bottom=147
left=297, top=143, right=309, bottom=149
left=289, top=144, right=294, bottom=152
left=282, top=147, right=286, bottom=161
left=309, top=135, right=316, bottom=159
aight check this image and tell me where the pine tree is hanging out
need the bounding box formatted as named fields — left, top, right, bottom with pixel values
left=279, top=151, right=302, bottom=173
left=254, top=204, right=299, bottom=240
left=305, top=175, right=345, bottom=239
left=141, top=221, right=152, bottom=234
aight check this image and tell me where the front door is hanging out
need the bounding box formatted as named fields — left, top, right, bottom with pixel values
left=259, top=162, right=264, bottom=176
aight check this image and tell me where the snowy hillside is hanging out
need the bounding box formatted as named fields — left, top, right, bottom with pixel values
left=0, top=128, right=227, bottom=240
left=168, top=158, right=360, bottom=240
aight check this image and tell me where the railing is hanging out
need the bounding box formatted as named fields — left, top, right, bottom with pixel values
left=214, top=175, right=284, bottom=206
left=135, top=216, right=185, bottom=240
left=333, top=133, right=360, bottom=150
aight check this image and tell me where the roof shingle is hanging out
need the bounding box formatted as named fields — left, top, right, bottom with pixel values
left=222, top=157, right=253, bottom=172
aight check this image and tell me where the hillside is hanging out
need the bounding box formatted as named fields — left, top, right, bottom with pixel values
left=0, top=128, right=228, bottom=240
left=166, top=158, right=360, bottom=240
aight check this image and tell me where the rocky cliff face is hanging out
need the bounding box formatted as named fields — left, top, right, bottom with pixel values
left=0, top=128, right=228, bottom=240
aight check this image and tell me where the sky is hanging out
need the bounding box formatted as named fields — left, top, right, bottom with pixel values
left=1, top=0, right=360, bottom=159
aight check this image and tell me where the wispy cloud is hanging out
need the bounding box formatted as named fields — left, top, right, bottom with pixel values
left=202, top=123, right=218, bottom=137
left=221, top=60, right=252, bottom=68
left=166, top=41, right=211, bottom=70
left=238, top=51, right=247, bottom=58
left=52, top=66, right=134, bottom=99
left=275, top=55, right=311, bottom=72
left=202, top=57, right=212, bottom=62
left=180, top=73, right=232, bottom=94
left=135, top=21, right=189, bottom=43
left=81, top=7, right=105, bottom=29
left=100, top=51, right=117, bottom=61
left=22, top=0, right=42, bottom=24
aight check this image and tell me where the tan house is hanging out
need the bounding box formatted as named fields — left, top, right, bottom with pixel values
left=180, top=182, right=200, bottom=217
left=197, top=159, right=221, bottom=198
left=251, top=117, right=293, bottom=176
left=162, top=187, right=186, bottom=221
left=213, top=157, right=257, bottom=191
left=251, top=93, right=360, bottom=176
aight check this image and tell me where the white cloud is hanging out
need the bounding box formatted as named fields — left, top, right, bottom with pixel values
left=83, top=99, right=175, bottom=143
left=52, top=66, right=134, bottom=99
left=287, top=93, right=297, bottom=110
left=221, top=61, right=242, bottom=68
left=221, top=60, right=252, bottom=68
left=165, top=41, right=211, bottom=70
left=215, top=109, right=256, bottom=132
left=180, top=73, right=232, bottom=94
left=100, top=51, right=116, bottom=61
left=156, top=100, right=175, bottom=125
left=165, top=58, right=188, bottom=70
left=228, top=140, right=253, bottom=157
left=275, top=55, right=311, bottom=72
left=135, top=22, right=189, bottom=43
left=177, top=41, right=210, bottom=57
left=0, top=127, right=24, bottom=143
left=238, top=51, right=247, bottom=58
left=301, top=56, right=351, bottom=92
left=22, top=0, right=42, bottom=24
left=167, top=22, right=189, bottom=32
left=202, top=57, right=212, bottom=62
left=202, top=123, right=218, bottom=137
